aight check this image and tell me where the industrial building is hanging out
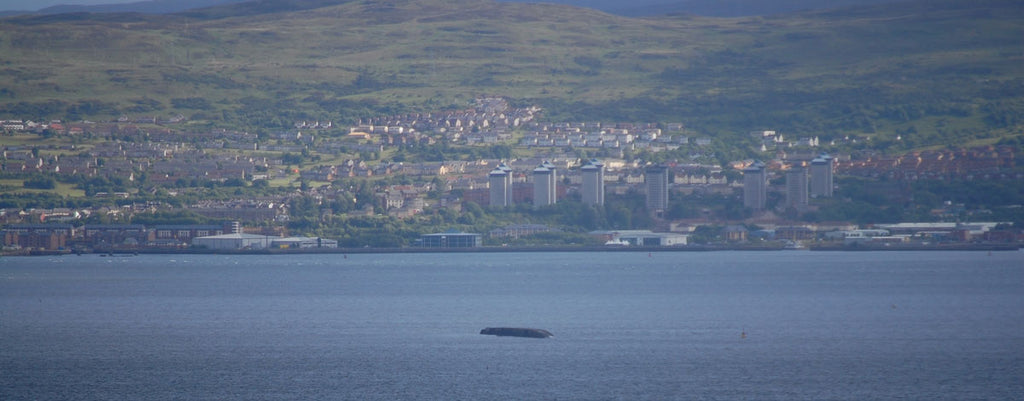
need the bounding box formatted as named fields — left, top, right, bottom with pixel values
left=192, top=234, right=338, bottom=250
left=271, top=237, right=338, bottom=249
left=590, top=230, right=688, bottom=247
left=416, top=231, right=482, bottom=248
left=191, top=233, right=275, bottom=250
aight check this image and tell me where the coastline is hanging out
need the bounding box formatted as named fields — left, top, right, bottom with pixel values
left=808, top=243, right=1022, bottom=252
left=5, top=242, right=1020, bottom=256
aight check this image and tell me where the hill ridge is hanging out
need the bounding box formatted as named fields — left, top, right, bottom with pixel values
left=0, top=0, right=1020, bottom=150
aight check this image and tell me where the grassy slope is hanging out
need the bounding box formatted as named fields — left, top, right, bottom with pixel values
left=0, top=0, right=1021, bottom=147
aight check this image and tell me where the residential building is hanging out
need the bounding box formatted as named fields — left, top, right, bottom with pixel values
left=1, top=224, right=74, bottom=250
left=153, top=224, right=227, bottom=246
left=743, top=161, right=768, bottom=210
left=83, top=224, right=148, bottom=249
left=810, top=154, right=834, bottom=198
left=543, top=160, right=557, bottom=204
left=645, top=165, right=669, bottom=216
left=532, top=163, right=556, bottom=208
left=785, top=166, right=809, bottom=212
left=581, top=159, right=605, bottom=206
left=488, top=164, right=511, bottom=207
left=500, top=162, right=513, bottom=205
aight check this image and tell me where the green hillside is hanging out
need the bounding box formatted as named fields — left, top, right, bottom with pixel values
left=1, top=0, right=1021, bottom=148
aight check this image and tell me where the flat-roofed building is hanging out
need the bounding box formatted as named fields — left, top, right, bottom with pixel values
left=1, top=224, right=74, bottom=250
left=488, top=163, right=513, bottom=207
left=416, top=231, right=482, bottom=248
left=581, top=159, right=605, bottom=206
left=192, top=233, right=275, bottom=250
left=532, top=163, right=556, bottom=208
left=645, top=165, right=669, bottom=216
left=590, top=230, right=688, bottom=246
left=785, top=166, right=808, bottom=212
left=743, top=161, right=767, bottom=210
left=811, top=154, right=834, bottom=198
left=271, top=237, right=338, bottom=249
left=83, top=224, right=148, bottom=249
left=154, top=224, right=227, bottom=244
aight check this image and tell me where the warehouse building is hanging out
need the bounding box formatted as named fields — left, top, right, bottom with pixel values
left=191, top=233, right=274, bottom=250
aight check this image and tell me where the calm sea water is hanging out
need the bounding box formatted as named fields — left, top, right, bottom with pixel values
left=2, top=251, right=1023, bottom=400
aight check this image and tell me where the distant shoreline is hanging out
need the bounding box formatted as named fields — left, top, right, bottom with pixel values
left=7, top=243, right=1020, bottom=256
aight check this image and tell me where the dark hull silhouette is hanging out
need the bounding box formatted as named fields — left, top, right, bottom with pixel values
left=480, top=327, right=553, bottom=338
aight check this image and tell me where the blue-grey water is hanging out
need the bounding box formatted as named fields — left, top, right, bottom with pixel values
left=2, top=251, right=1022, bottom=400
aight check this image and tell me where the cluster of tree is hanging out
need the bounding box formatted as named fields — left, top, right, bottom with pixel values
left=274, top=188, right=667, bottom=247
left=22, top=176, right=56, bottom=190
left=800, top=177, right=1024, bottom=227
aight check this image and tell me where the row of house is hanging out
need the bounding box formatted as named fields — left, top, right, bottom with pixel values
left=838, top=145, right=1017, bottom=180
left=343, top=97, right=539, bottom=146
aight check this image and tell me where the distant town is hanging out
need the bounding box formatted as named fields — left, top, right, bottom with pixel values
left=2, top=97, right=1021, bottom=254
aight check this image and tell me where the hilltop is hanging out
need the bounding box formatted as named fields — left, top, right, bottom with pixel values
left=1, top=0, right=1022, bottom=148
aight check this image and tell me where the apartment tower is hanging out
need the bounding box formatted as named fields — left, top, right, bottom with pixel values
left=488, top=165, right=510, bottom=207
left=644, top=165, right=669, bottom=216
left=581, top=159, right=605, bottom=206
left=743, top=161, right=767, bottom=210
left=532, top=163, right=556, bottom=208
left=810, top=154, right=834, bottom=198
left=785, top=166, right=809, bottom=212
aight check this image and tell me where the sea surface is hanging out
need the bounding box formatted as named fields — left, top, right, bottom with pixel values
left=2, top=251, right=1023, bottom=400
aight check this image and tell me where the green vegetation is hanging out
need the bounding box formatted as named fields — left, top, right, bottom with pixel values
left=22, top=176, right=55, bottom=189
left=0, top=0, right=1021, bottom=150
left=799, top=177, right=1024, bottom=227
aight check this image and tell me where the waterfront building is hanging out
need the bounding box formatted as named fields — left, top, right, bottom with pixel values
left=581, top=159, right=605, bottom=206
left=644, top=165, right=669, bottom=216
left=743, top=161, right=767, bottom=210
left=271, top=237, right=339, bottom=249
left=785, top=166, right=809, bottom=212
left=416, top=231, right=482, bottom=248
left=191, top=233, right=274, bottom=250
left=810, top=154, right=834, bottom=198
left=1, top=223, right=74, bottom=251
left=589, top=230, right=688, bottom=246
left=83, top=224, right=148, bottom=249
left=151, top=224, right=229, bottom=246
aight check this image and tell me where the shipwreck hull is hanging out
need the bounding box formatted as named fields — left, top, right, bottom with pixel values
left=480, top=327, right=553, bottom=338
